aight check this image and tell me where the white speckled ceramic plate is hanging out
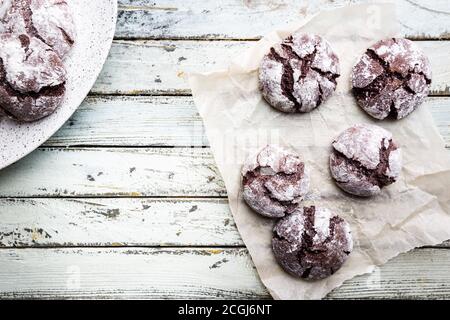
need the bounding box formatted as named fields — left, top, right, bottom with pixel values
left=0, top=0, right=117, bottom=169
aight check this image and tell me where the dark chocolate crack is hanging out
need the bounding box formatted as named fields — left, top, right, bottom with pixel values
left=268, top=46, right=301, bottom=110
left=58, top=26, right=75, bottom=45
left=323, top=215, right=343, bottom=246
left=331, top=138, right=398, bottom=188
left=297, top=206, right=317, bottom=278
left=23, top=0, right=48, bottom=45
left=272, top=207, right=317, bottom=279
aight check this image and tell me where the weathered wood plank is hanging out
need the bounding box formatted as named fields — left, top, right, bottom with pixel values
left=0, top=148, right=225, bottom=197
left=92, top=40, right=247, bottom=95
left=92, top=40, right=450, bottom=95
left=0, top=248, right=267, bottom=299
left=47, top=96, right=450, bottom=147
left=1, top=247, right=450, bottom=299
left=327, top=248, right=450, bottom=299
left=0, top=198, right=241, bottom=247
left=2, top=197, right=449, bottom=248
left=1, top=141, right=449, bottom=198
left=115, top=0, right=450, bottom=40
left=46, top=96, right=207, bottom=147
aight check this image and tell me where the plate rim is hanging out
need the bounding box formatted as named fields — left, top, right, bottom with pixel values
left=0, top=0, right=118, bottom=170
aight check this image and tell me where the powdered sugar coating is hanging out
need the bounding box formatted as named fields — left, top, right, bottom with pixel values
left=330, top=124, right=402, bottom=197
left=0, top=0, right=75, bottom=58
left=0, top=34, right=66, bottom=92
left=242, top=145, right=310, bottom=218
left=352, top=38, right=431, bottom=120
left=0, top=1, right=13, bottom=21
left=272, top=206, right=353, bottom=280
left=0, top=33, right=66, bottom=122
left=332, top=123, right=392, bottom=170
left=387, top=148, right=402, bottom=178
left=259, top=33, right=340, bottom=113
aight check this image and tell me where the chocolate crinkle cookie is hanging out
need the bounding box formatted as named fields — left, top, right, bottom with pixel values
left=272, top=206, right=353, bottom=280
left=352, top=38, right=432, bottom=120
left=0, top=33, right=67, bottom=122
left=0, top=0, right=76, bottom=58
left=242, top=145, right=310, bottom=218
left=330, top=124, right=402, bottom=197
left=259, top=33, right=340, bottom=113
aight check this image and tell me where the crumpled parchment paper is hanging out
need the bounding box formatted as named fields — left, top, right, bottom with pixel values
left=188, top=3, right=450, bottom=299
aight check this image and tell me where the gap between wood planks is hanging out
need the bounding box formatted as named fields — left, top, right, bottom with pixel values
left=92, top=38, right=449, bottom=96
left=114, top=0, right=450, bottom=42
left=0, top=245, right=246, bottom=249
left=36, top=145, right=450, bottom=150
left=86, top=91, right=450, bottom=98
left=111, top=36, right=450, bottom=42
left=0, top=195, right=228, bottom=199
left=0, top=244, right=448, bottom=250
left=1, top=196, right=450, bottom=249
left=37, top=95, right=450, bottom=147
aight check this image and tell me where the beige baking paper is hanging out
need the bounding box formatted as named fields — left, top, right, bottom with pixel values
left=189, top=3, right=450, bottom=299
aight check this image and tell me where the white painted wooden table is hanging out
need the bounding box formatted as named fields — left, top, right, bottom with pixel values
left=1, top=0, right=450, bottom=299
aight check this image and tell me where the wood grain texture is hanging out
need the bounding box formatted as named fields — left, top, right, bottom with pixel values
left=47, top=96, right=450, bottom=147
left=92, top=40, right=450, bottom=95
left=0, top=198, right=241, bottom=247
left=1, top=143, right=449, bottom=198
left=92, top=40, right=247, bottom=95
left=0, top=248, right=267, bottom=299
left=328, top=248, right=450, bottom=299
left=46, top=96, right=207, bottom=147
left=0, top=148, right=225, bottom=197
left=116, top=0, right=450, bottom=40
left=2, top=197, right=449, bottom=248
left=2, top=247, right=450, bottom=299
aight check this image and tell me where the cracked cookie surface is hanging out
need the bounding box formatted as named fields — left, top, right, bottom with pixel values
left=272, top=206, right=353, bottom=280
left=330, top=124, right=402, bottom=197
left=352, top=38, right=431, bottom=120
left=242, top=145, right=310, bottom=218
left=258, top=33, right=340, bottom=113
left=0, top=33, right=66, bottom=122
left=0, top=0, right=76, bottom=58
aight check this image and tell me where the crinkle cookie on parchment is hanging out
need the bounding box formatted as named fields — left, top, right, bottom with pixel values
left=272, top=206, right=353, bottom=280
left=259, top=33, right=340, bottom=113
left=351, top=38, right=431, bottom=120
left=242, top=145, right=310, bottom=218
left=330, top=124, right=402, bottom=197
left=189, top=4, right=450, bottom=299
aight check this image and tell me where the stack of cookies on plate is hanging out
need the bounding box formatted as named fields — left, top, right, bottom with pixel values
left=0, top=0, right=75, bottom=122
